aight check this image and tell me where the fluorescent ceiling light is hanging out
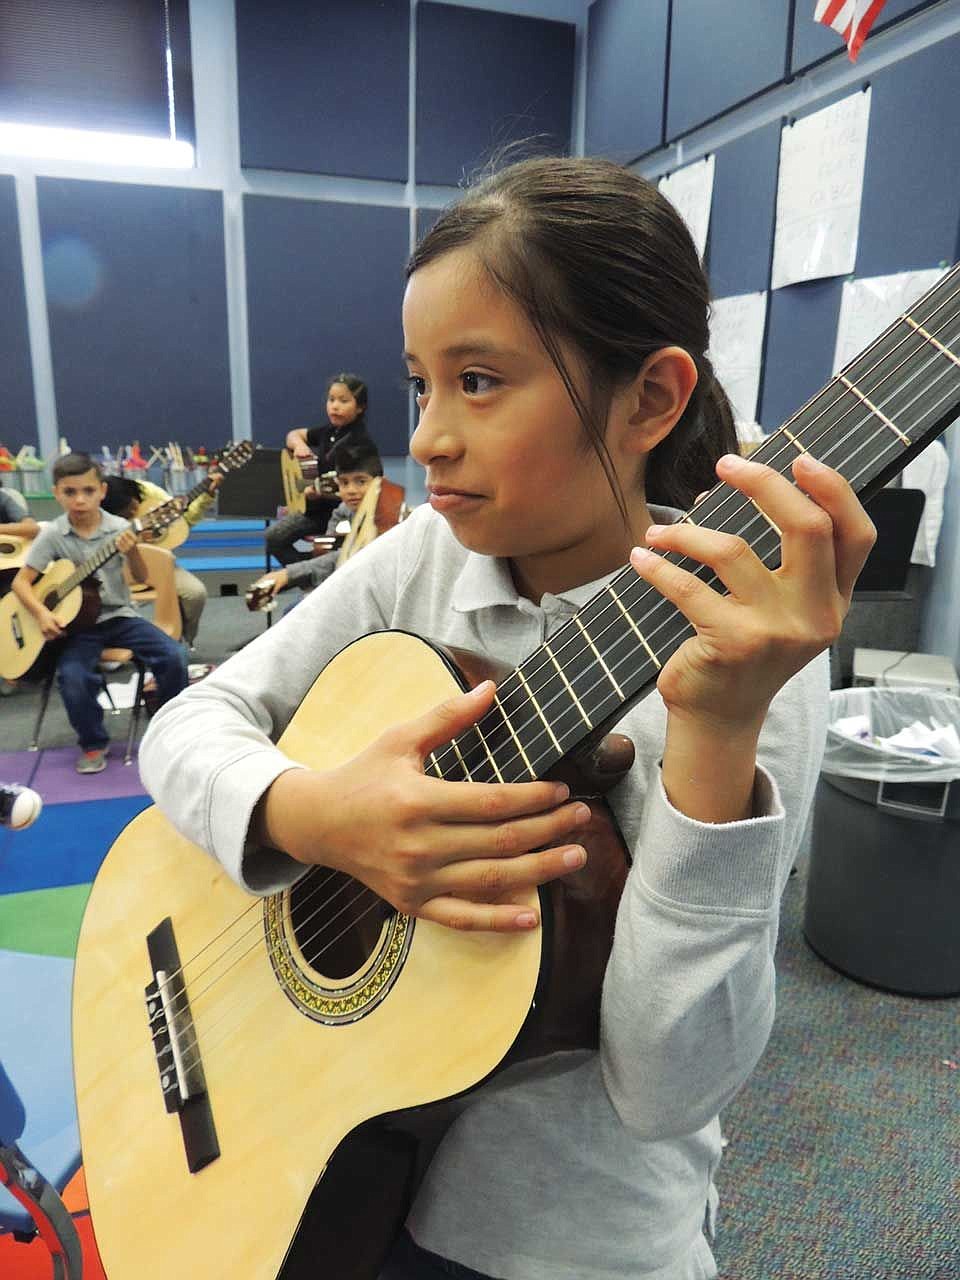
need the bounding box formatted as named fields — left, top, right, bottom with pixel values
left=0, top=121, right=194, bottom=169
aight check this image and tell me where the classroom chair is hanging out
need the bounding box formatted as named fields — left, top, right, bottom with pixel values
left=30, top=543, right=182, bottom=763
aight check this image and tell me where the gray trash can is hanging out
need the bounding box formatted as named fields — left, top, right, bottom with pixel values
left=804, top=686, right=960, bottom=996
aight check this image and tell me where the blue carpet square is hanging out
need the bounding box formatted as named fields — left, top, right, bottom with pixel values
left=0, top=795, right=152, bottom=894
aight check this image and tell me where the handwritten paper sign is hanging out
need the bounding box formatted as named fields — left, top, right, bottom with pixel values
left=658, top=154, right=715, bottom=261
left=708, top=292, right=768, bottom=435
left=833, top=268, right=949, bottom=374
left=771, top=89, right=871, bottom=290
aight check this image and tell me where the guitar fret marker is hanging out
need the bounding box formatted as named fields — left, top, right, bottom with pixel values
left=494, top=695, right=537, bottom=780
left=838, top=374, right=911, bottom=445
left=516, top=669, right=562, bottom=754
left=903, top=314, right=960, bottom=370
left=606, top=586, right=661, bottom=669
left=543, top=639, right=593, bottom=728
left=574, top=617, right=623, bottom=699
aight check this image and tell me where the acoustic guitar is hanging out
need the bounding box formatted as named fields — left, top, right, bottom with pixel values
left=133, top=440, right=254, bottom=551
left=72, top=265, right=960, bottom=1278
left=280, top=449, right=338, bottom=515
left=0, top=498, right=188, bottom=682
left=0, top=532, right=34, bottom=574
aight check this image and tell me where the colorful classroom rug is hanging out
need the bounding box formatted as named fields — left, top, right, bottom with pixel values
left=0, top=745, right=150, bottom=1279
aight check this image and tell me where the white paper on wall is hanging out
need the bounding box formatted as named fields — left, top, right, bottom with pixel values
left=771, top=88, right=871, bottom=291
left=833, top=267, right=950, bottom=374
left=707, top=291, right=768, bottom=436
left=658, top=154, right=715, bottom=261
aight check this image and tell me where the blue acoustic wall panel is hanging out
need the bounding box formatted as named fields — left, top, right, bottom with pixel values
left=791, top=0, right=937, bottom=74
left=37, top=179, right=231, bottom=454
left=758, top=278, right=844, bottom=433
left=0, top=175, right=37, bottom=448
left=667, top=0, right=790, bottom=140
left=416, top=3, right=575, bottom=187
left=706, top=120, right=782, bottom=298
left=855, top=34, right=960, bottom=275
left=244, top=195, right=410, bottom=454
left=585, top=0, right=668, bottom=161
left=236, top=0, right=409, bottom=180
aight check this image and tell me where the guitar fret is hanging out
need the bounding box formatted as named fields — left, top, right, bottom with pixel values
left=574, top=616, right=623, bottom=699
left=902, top=314, right=960, bottom=370
left=493, top=694, right=536, bottom=780
left=426, top=751, right=444, bottom=779
left=516, top=669, right=562, bottom=754
left=838, top=374, right=911, bottom=446
left=543, top=639, right=593, bottom=728
left=605, top=584, right=662, bottom=669
left=471, top=720, right=505, bottom=783
left=450, top=737, right=472, bottom=781
left=749, top=498, right=781, bottom=539
left=781, top=427, right=807, bottom=454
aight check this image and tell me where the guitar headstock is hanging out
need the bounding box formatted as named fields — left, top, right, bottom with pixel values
left=245, top=579, right=278, bottom=613
left=214, top=440, right=254, bottom=474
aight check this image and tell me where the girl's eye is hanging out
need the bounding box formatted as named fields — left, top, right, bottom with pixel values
left=407, top=375, right=427, bottom=398
left=461, top=371, right=496, bottom=395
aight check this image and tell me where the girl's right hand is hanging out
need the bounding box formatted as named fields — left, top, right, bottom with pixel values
left=255, top=682, right=592, bottom=933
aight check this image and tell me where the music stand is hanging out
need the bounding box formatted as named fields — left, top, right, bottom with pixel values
left=216, top=446, right=285, bottom=520
left=856, top=487, right=925, bottom=593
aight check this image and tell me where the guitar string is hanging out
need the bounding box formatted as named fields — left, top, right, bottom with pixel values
left=427, top=304, right=960, bottom=781
left=138, top=299, right=957, bottom=1059
left=425, top=283, right=960, bottom=778
left=154, top=337, right=960, bottom=1085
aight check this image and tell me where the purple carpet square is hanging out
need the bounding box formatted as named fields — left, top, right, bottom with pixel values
left=0, top=752, right=39, bottom=787
left=31, top=746, right=149, bottom=805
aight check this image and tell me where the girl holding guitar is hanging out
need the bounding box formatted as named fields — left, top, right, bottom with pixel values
left=139, top=158, right=876, bottom=1279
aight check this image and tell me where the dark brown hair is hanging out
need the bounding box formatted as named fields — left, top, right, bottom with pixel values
left=407, top=156, right=736, bottom=512
left=52, top=452, right=104, bottom=484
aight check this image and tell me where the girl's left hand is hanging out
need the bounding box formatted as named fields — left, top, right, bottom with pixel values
left=630, top=452, right=876, bottom=737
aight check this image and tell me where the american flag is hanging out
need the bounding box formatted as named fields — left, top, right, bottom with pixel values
left=815, top=0, right=888, bottom=61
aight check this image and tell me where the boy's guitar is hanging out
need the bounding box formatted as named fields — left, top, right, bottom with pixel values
left=73, top=266, right=960, bottom=1279
left=280, top=449, right=338, bottom=514
left=0, top=442, right=250, bottom=681
left=132, top=440, right=254, bottom=552
left=0, top=532, right=34, bottom=573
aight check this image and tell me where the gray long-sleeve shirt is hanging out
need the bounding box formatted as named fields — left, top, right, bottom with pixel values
left=139, top=502, right=829, bottom=1280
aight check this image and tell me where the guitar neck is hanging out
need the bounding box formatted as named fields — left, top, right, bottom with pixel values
left=54, top=525, right=137, bottom=605
left=426, top=263, right=960, bottom=787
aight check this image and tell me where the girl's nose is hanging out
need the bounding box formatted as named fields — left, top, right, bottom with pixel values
left=410, top=401, right=463, bottom=465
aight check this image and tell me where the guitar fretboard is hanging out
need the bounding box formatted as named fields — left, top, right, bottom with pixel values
left=425, top=263, right=960, bottom=787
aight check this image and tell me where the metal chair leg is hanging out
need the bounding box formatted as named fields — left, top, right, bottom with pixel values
left=29, top=673, right=55, bottom=752
left=123, top=663, right=147, bottom=765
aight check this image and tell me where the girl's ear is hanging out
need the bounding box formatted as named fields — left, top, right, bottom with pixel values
left=619, top=347, right=699, bottom=456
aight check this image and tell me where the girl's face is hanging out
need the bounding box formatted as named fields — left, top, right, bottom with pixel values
left=327, top=382, right=362, bottom=429
left=403, top=248, right=649, bottom=600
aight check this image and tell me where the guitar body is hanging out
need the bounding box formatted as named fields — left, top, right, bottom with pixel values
left=281, top=450, right=337, bottom=515
left=0, top=532, right=33, bottom=572
left=132, top=493, right=190, bottom=551
left=0, top=560, right=99, bottom=680
left=73, top=630, right=628, bottom=1278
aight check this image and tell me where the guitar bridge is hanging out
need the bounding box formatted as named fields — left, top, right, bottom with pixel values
left=145, top=917, right=220, bottom=1173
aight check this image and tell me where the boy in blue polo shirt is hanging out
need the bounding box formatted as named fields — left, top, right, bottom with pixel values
left=12, top=453, right=187, bottom=773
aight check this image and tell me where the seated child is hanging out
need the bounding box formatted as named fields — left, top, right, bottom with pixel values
left=12, top=453, right=188, bottom=773
left=101, top=468, right=223, bottom=648
left=252, top=436, right=390, bottom=605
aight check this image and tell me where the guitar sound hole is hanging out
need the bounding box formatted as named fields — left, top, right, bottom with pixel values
left=289, top=871, right=393, bottom=980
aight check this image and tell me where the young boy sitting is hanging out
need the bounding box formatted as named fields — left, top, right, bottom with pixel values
left=251, top=436, right=391, bottom=606
left=11, top=453, right=188, bottom=773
